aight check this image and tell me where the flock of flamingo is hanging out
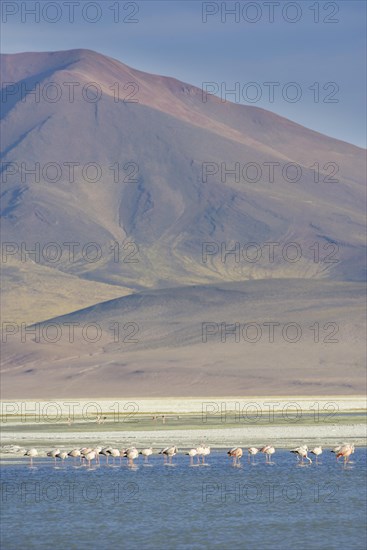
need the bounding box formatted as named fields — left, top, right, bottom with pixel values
left=227, top=444, right=354, bottom=467
left=22, top=443, right=356, bottom=468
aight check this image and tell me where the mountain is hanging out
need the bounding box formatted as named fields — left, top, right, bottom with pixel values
left=0, top=49, right=365, bottom=397
left=2, top=280, right=365, bottom=398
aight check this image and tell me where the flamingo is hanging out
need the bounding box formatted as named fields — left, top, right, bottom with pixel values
left=79, top=447, right=93, bottom=465
left=310, top=446, right=322, bottom=464
left=260, top=445, right=275, bottom=464
left=331, top=444, right=342, bottom=458
left=125, top=447, right=139, bottom=467
left=166, top=446, right=178, bottom=465
left=290, top=445, right=306, bottom=461
left=55, top=451, right=68, bottom=466
left=247, top=447, right=259, bottom=464
left=336, top=444, right=354, bottom=467
left=330, top=443, right=350, bottom=461
left=186, top=449, right=197, bottom=465
left=84, top=450, right=97, bottom=468
left=120, top=448, right=127, bottom=464
left=80, top=447, right=93, bottom=455
left=93, top=446, right=102, bottom=464
left=290, top=445, right=312, bottom=464
left=47, top=448, right=61, bottom=466
left=159, top=447, right=169, bottom=464
left=227, top=447, right=242, bottom=466
left=202, top=445, right=211, bottom=464
left=159, top=446, right=178, bottom=464
left=68, top=449, right=81, bottom=465
left=196, top=445, right=205, bottom=464
left=196, top=444, right=210, bottom=464
left=99, top=447, right=113, bottom=464
left=24, top=448, right=38, bottom=467
left=109, top=448, right=120, bottom=466
left=139, top=448, right=153, bottom=463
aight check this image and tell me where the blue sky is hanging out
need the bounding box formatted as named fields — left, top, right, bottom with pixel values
left=1, top=0, right=366, bottom=146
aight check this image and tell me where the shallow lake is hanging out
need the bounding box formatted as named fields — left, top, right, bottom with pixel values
left=1, top=448, right=366, bottom=550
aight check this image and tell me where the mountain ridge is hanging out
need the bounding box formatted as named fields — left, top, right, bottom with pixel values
left=1, top=49, right=365, bottom=396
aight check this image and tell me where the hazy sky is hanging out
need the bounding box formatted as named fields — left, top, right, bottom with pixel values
left=1, top=0, right=366, bottom=146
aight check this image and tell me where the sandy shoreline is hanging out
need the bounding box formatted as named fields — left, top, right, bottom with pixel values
left=1, top=396, right=365, bottom=456
left=1, top=423, right=366, bottom=451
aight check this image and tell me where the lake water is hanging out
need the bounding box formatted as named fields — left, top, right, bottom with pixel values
left=1, top=449, right=366, bottom=550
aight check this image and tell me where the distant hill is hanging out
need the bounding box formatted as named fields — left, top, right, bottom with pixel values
left=1, top=50, right=365, bottom=397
